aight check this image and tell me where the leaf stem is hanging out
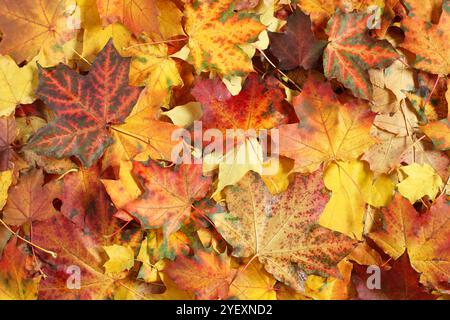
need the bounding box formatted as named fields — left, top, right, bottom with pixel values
left=257, top=48, right=302, bottom=91
left=104, top=220, right=132, bottom=238
left=110, top=126, right=149, bottom=144
left=423, top=75, right=441, bottom=113
left=0, top=218, right=57, bottom=258
left=68, top=47, right=92, bottom=66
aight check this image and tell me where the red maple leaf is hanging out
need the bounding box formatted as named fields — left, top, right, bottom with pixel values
left=27, top=41, right=143, bottom=167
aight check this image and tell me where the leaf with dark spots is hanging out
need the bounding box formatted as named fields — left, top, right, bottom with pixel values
left=27, top=41, right=143, bottom=167
left=212, top=170, right=356, bottom=292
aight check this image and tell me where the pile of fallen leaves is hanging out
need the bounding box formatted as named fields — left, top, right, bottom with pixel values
left=0, top=0, right=449, bottom=300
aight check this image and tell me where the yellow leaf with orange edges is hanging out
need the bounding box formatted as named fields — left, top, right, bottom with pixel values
left=184, top=0, right=265, bottom=78
left=279, top=75, right=376, bottom=173
left=0, top=0, right=79, bottom=64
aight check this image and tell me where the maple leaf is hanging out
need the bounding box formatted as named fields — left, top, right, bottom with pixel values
left=421, top=120, right=450, bottom=150
left=400, top=2, right=450, bottom=75
left=126, top=41, right=183, bottom=91
left=32, top=213, right=116, bottom=299
left=279, top=74, right=376, bottom=173
left=212, top=170, right=355, bottom=291
left=110, top=104, right=183, bottom=163
left=319, top=160, right=394, bottom=239
left=323, top=11, right=398, bottom=99
left=369, top=194, right=450, bottom=291
left=120, top=161, right=211, bottom=236
left=32, top=165, right=142, bottom=299
left=0, top=238, right=39, bottom=300
left=184, top=0, right=266, bottom=78
left=1, top=0, right=450, bottom=302
left=192, top=73, right=288, bottom=133
left=0, top=115, right=16, bottom=171
left=3, top=169, right=61, bottom=227
left=229, top=261, right=277, bottom=300
left=0, top=56, right=36, bottom=116
left=96, top=0, right=160, bottom=37
left=0, top=0, right=78, bottom=64
left=165, top=248, right=235, bottom=300
left=192, top=74, right=290, bottom=194
left=60, top=163, right=130, bottom=238
left=103, top=245, right=135, bottom=274
left=27, top=41, right=143, bottom=167
left=268, top=9, right=327, bottom=70
left=362, top=122, right=450, bottom=178
left=352, top=253, right=435, bottom=300
left=397, top=163, right=443, bottom=203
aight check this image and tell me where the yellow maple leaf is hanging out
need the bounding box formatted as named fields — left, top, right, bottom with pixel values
left=125, top=40, right=183, bottom=93
left=203, top=136, right=266, bottom=196
left=111, top=106, right=183, bottom=163
left=0, top=56, right=36, bottom=116
left=397, top=163, right=443, bottom=203
left=319, top=160, right=394, bottom=239
left=184, top=0, right=265, bottom=78
left=103, top=244, right=135, bottom=274
left=229, top=261, right=277, bottom=300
